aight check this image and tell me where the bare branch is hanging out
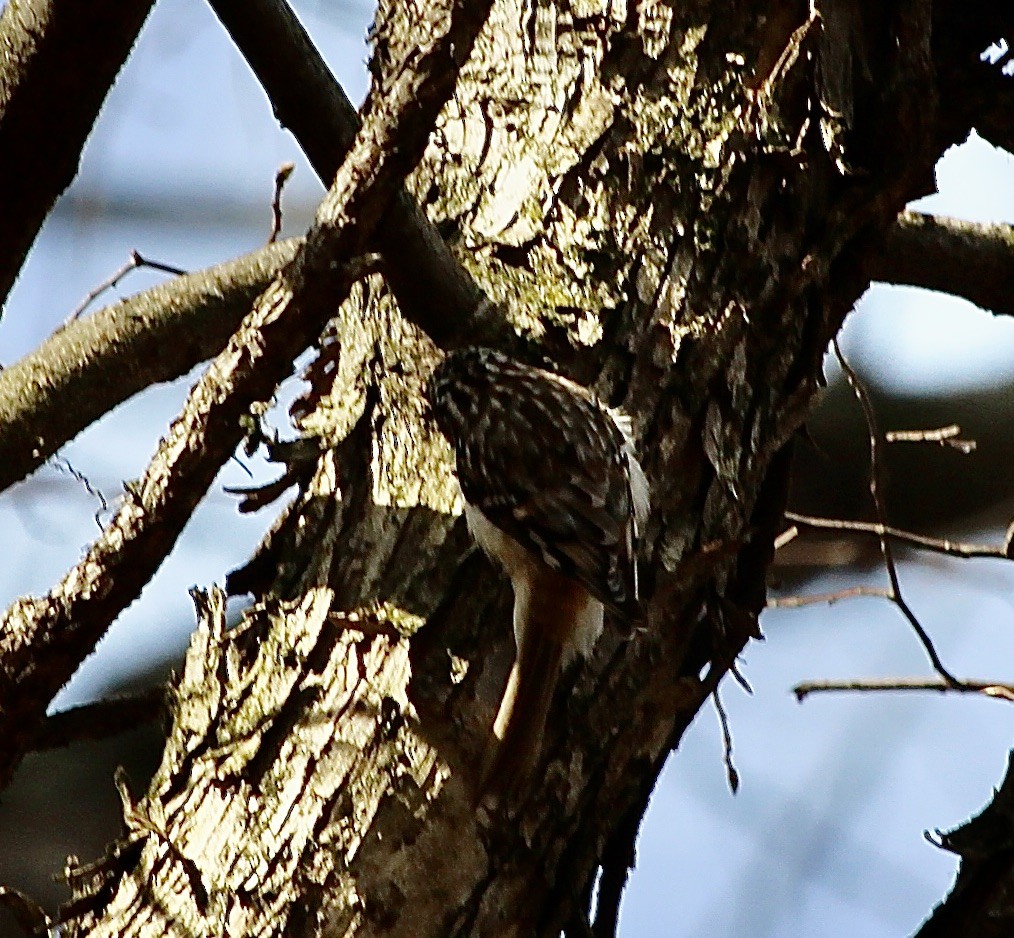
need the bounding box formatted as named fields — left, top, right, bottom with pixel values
left=885, top=423, right=976, bottom=454
left=0, top=0, right=496, bottom=791
left=768, top=585, right=894, bottom=609
left=0, top=238, right=300, bottom=494
left=872, top=211, right=1014, bottom=318
left=783, top=511, right=1013, bottom=560
left=833, top=340, right=963, bottom=686
left=794, top=678, right=1014, bottom=702
left=205, top=0, right=511, bottom=350
left=31, top=687, right=168, bottom=751
left=0, top=0, right=156, bottom=310
left=68, top=250, right=188, bottom=322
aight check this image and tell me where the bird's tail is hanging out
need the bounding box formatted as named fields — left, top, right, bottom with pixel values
left=479, top=624, right=565, bottom=799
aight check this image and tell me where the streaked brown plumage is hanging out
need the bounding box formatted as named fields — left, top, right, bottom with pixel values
left=427, top=347, right=649, bottom=794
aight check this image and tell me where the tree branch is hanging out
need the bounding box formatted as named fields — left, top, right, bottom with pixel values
left=768, top=584, right=894, bottom=609
left=794, top=677, right=1014, bottom=702
left=0, top=239, right=299, bottom=494
left=30, top=687, right=168, bottom=752
left=884, top=423, right=976, bottom=453
left=783, top=511, right=1014, bottom=560
left=872, top=211, right=1014, bottom=318
left=205, top=0, right=509, bottom=350
left=0, top=0, right=495, bottom=792
left=0, top=0, right=156, bottom=311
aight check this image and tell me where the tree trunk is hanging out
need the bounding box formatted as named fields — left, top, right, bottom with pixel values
left=62, top=1, right=981, bottom=934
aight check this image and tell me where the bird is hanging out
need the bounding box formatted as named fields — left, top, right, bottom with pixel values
left=426, top=346, right=649, bottom=794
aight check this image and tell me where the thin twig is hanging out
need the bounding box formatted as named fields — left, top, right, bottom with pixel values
left=783, top=511, right=1011, bottom=560
left=712, top=688, right=739, bottom=794
left=728, top=660, right=753, bottom=694
left=767, top=585, right=893, bottom=608
left=885, top=424, right=959, bottom=443
left=885, top=424, right=976, bottom=454
left=833, top=340, right=964, bottom=687
left=794, top=677, right=1014, bottom=702
left=269, top=162, right=295, bottom=243
left=51, top=456, right=109, bottom=528
left=68, top=250, right=187, bottom=322
left=229, top=453, right=255, bottom=479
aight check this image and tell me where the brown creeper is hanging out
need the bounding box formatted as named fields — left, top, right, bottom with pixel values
left=427, top=347, right=649, bottom=791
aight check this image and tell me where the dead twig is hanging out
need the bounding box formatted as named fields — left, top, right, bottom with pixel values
left=269, top=162, right=295, bottom=243
left=68, top=250, right=187, bottom=322
left=774, top=524, right=799, bottom=550
left=783, top=511, right=1012, bottom=560
left=712, top=687, right=739, bottom=794
left=832, top=339, right=964, bottom=688
left=884, top=423, right=976, bottom=454
left=794, top=677, right=1014, bottom=702
left=51, top=456, right=110, bottom=528
left=767, top=585, right=893, bottom=608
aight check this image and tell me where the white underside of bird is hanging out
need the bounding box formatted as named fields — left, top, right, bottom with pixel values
left=466, top=412, right=649, bottom=793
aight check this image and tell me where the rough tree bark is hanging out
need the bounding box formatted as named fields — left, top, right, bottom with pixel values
left=2, top=0, right=1002, bottom=935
